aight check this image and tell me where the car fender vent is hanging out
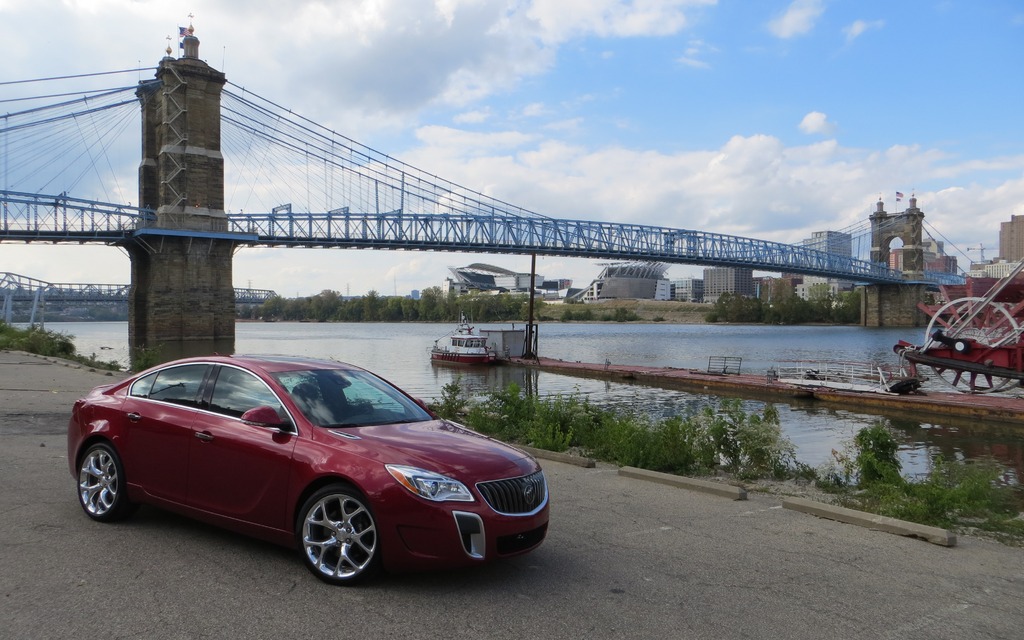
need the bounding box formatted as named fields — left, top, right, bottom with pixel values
left=453, top=511, right=485, bottom=559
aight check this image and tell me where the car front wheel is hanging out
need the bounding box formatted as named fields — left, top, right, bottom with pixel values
left=77, top=442, right=135, bottom=522
left=297, top=484, right=381, bottom=585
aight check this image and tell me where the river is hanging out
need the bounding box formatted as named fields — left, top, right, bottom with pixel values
left=42, top=320, right=1024, bottom=481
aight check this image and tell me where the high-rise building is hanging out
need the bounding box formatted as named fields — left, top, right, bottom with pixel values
left=999, top=214, right=1024, bottom=262
left=802, top=230, right=852, bottom=257
left=702, top=267, right=754, bottom=304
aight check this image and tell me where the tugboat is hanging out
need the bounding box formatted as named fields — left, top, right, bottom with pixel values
left=430, top=314, right=497, bottom=365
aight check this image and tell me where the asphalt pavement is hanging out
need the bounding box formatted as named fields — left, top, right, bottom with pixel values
left=2, top=349, right=1023, bottom=639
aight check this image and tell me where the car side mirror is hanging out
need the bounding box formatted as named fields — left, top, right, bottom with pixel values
left=241, top=405, right=289, bottom=429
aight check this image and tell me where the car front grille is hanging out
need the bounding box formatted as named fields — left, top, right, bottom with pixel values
left=476, top=470, right=547, bottom=515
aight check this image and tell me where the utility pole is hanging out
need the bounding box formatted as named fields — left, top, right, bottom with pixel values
left=524, top=253, right=537, bottom=359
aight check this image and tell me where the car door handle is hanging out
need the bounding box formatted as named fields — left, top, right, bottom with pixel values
left=127, top=412, right=141, bottom=422
left=195, top=431, right=214, bottom=442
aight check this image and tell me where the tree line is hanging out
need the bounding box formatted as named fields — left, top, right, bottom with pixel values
left=706, top=285, right=861, bottom=324
left=246, top=282, right=861, bottom=325
left=248, top=287, right=540, bottom=323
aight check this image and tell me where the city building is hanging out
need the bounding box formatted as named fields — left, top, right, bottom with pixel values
left=802, top=230, right=852, bottom=257
left=760, top=275, right=803, bottom=302
left=999, top=214, right=1024, bottom=262
left=887, top=236, right=959, bottom=275
left=669, top=277, right=704, bottom=302
left=968, top=260, right=1021, bottom=279
left=702, top=267, right=754, bottom=304
left=795, top=276, right=843, bottom=300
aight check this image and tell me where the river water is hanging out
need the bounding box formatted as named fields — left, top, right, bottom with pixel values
left=45, top=320, right=1024, bottom=480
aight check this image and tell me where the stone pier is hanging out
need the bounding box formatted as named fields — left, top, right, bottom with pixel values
left=128, top=28, right=238, bottom=362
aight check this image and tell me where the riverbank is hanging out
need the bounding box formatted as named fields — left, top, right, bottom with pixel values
left=511, top=356, right=1024, bottom=427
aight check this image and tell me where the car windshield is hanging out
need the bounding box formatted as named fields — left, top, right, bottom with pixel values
left=273, top=368, right=433, bottom=428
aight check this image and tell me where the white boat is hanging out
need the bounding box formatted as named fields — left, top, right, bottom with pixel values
left=430, top=314, right=497, bottom=365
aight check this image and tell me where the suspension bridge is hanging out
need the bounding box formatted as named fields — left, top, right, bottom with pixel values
left=0, top=30, right=961, bottom=358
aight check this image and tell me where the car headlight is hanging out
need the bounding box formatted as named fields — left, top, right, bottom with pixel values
left=386, top=464, right=474, bottom=502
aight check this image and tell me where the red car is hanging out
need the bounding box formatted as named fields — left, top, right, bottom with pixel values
left=67, top=355, right=548, bottom=585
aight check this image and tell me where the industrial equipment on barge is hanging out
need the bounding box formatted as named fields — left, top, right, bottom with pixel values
left=895, top=260, right=1024, bottom=394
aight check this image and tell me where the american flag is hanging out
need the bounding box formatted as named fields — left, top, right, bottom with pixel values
left=179, top=26, right=189, bottom=37
left=896, top=191, right=904, bottom=200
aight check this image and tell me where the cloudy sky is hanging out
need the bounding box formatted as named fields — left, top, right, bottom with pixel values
left=3, top=0, right=1023, bottom=297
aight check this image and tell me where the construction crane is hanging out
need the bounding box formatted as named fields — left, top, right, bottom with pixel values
left=967, top=244, right=987, bottom=262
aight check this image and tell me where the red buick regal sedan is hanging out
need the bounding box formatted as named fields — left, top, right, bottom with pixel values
left=67, top=355, right=548, bottom=585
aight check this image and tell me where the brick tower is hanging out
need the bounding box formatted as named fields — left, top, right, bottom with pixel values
left=128, top=27, right=236, bottom=362
left=862, top=196, right=929, bottom=327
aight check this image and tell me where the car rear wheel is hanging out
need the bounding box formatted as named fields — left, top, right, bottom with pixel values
left=77, top=442, right=135, bottom=522
left=297, top=484, right=381, bottom=585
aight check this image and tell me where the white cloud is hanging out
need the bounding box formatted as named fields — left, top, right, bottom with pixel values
left=798, top=111, right=836, bottom=136
left=521, top=102, right=550, bottom=118
left=676, top=39, right=715, bottom=69
left=526, top=0, right=713, bottom=43
left=453, top=108, right=492, bottom=124
left=767, top=0, right=825, bottom=39
left=843, top=19, right=885, bottom=43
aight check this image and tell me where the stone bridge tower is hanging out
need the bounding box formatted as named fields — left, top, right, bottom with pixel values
left=861, top=195, right=930, bottom=327
left=128, top=28, right=236, bottom=362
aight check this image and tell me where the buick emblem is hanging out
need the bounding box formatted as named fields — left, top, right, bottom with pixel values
left=523, top=482, right=535, bottom=503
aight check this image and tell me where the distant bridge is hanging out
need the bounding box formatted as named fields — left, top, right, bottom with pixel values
left=1, top=271, right=276, bottom=324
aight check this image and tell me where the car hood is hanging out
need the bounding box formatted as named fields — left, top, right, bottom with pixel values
left=333, top=419, right=536, bottom=480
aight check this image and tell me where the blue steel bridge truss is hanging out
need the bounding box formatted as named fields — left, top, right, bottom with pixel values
left=1, top=270, right=277, bottom=324
left=1, top=189, right=957, bottom=286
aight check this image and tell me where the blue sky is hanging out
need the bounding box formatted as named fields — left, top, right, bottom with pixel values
left=3, top=0, right=1023, bottom=296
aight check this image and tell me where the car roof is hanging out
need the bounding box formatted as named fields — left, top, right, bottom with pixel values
left=153, top=354, right=365, bottom=375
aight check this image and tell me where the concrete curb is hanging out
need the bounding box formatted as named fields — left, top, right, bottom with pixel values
left=783, top=496, right=957, bottom=547
left=521, top=445, right=596, bottom=468
left=618, top=466, right=748, bottom=500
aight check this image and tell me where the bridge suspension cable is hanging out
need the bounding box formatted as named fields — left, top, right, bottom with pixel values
left=221, top=84, right=551, bottom=221
left=0, top=82, right=150, bottom=201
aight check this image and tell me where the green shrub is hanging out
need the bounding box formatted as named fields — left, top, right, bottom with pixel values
left=460, top=384, right=796, bottom=480
left=853, top=422, right=902, bottom=485
left=432, top=377, right=468, bottom=420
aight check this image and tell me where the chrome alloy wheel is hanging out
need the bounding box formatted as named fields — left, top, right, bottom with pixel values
left=78, top=445, right=123, bottom=519
left=301, top=489, right=379, bottom=583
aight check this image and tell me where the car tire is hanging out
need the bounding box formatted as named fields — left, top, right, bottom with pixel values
left=77, top=442, right=136, bottom=522
left=297, top=483, right=381, bottom=585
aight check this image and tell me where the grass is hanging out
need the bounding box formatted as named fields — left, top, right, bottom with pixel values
left=0, top=322, right=123, bottom=371
left=433, top=380, right=1024, bottom=545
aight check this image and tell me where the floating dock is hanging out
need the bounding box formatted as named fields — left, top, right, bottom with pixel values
left=509, top=356, right=1024, bottom=426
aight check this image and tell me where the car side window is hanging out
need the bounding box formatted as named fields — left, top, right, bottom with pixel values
left=142, top=364, right=208, bottom=407
left=129, top=371, right=157, bottom=398
left=208, top=366, right=285, bottom=420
